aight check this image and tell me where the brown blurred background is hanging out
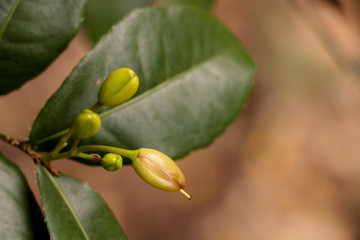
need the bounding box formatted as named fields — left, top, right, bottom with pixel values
left=2, top=0, right=360, bottom=239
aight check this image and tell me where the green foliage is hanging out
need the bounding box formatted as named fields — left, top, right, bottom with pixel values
left=83, top=0, right=152, bottom=43
left=0, top=0, right=86, bottom=95
left=38, top=165, right=126, bottom=239
left=161, top=0, right=214, bottom=9
left=83, top=0, right=214, bottom=43
left=0, top=152, right=49, bottom=239
left=0, top=1, right=255, bottom=238
left=30, top=7, right=255, bottom=160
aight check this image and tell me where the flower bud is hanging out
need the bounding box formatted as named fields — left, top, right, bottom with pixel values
left=102, top=153, right=123, bottom=171
left=73, top=109, right=101, bottom=138
left=98, top=68, right=139, bottom=106
left=132, top=148, right=191, bottom=199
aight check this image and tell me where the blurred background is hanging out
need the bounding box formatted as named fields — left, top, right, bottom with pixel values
left=1, top=0, right=360, bottom=239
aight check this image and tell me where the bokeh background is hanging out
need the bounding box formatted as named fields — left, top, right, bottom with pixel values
left=2, top=0, right=360, bottom=239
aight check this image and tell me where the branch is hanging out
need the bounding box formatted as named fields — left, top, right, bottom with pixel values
left=0, top=133, right=60, bottom=176
left=0, top=133, right=39, bottom=163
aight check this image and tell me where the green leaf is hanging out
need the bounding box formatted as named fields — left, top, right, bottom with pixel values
left=0, top=0, right=86, bottom=95
left=83, top=0, right=213, bottom=43
left=159, top=0, right=214, bottom=9
left=37, top=165, right=126, bottom=240
left=0, top=151, right=49, bottom=239
left=30, top=6, right=255, bottom=160
left=83, top=0, right=152, bottom=43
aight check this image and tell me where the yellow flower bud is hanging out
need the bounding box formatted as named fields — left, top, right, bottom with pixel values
left=73, top=109, right=101, bottom=138
left=132, top=148, right=191, bottom=199
left=102, top=153, right=123, bottom=171
left=98, top=68, right=139, bottom=106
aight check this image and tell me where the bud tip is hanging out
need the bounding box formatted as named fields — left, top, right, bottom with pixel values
left=180, top=189, right=192, bottom=200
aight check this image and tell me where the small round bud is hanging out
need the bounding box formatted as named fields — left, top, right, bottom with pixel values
left=98, top=68, right=139, bottom=106
left=102, top=153, right=123, bottom=171
left=132, top=148, right=190, bottom=198
left=73, top=109, right=101, bottom=138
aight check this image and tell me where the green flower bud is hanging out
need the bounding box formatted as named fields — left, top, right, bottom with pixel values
left=132, top=148, right=191, bottom=199
left=102, top=153, right=123, bottom=171
left=73, top=109, right=101, bottom=138
left=98, top=68, right=139, bottom=106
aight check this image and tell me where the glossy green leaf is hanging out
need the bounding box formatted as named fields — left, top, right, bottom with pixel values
left=0, top=0, right=86, bottom=95
left=0, top=151, right=49, bottom=239
left=160, top=0, right=214, bottom=9
left=83, top=0, right=152, bottom=43
left=83, top=0, right=213, bottom=43
left=30, top=6, right=255, bottom=160
left=37, top=165, right=126, bottom=240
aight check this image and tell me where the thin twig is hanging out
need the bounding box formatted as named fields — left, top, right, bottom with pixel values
left=0, top=133, right=60, bottom=176
left=0, top=133, right=38, bottom=163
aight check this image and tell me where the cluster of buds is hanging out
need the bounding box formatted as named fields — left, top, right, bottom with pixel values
left=42, top=68, right=191, bottom=199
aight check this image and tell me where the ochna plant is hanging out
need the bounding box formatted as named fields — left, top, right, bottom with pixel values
left=0, top=0, right=255, bottom=239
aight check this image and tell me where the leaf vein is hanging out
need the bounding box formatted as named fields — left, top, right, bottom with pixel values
left=42, top=168, right=90, bottom=240
left=99, top=48, right=235, bottom=119
left=0, top=0, right=22, bottom=39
